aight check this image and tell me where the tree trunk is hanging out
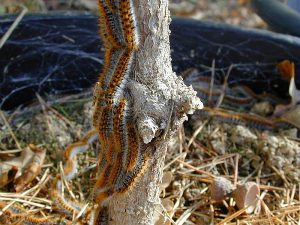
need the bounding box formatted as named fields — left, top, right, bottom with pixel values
left=108, top=1, right=202, bottom=224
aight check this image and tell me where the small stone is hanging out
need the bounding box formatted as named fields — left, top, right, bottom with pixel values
left=233, top=182, right=260, bottom=214
left=251, top=101, right=274, bottom=116
left=231, top=125, right=257, bottom=145
left=210, top=177, right=234, bottom=203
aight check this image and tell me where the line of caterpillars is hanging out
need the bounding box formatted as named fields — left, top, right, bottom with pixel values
left=0, top=1, right=147, bottom=224
left=195, top=85, right=286, bottom=109
left=51, top=0, right=149, bottom=224
left=195, top=107, right=294, bottom=130
left=92, top=0, right=150, bottom=223
left=0, top=201, right=87, bottom=225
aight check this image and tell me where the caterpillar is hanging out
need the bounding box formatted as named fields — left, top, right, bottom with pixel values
left=91, top=1, right=150, bottom=223
left=194, top=107, right=294, bottom=130
left=52, top=1, right=148, bottom=224
left=0, top=201, right=72, bottom=225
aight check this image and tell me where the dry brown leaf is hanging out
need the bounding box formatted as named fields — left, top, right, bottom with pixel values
left=0, top=147, right=32, bottom=187
left=154, top=199, right=174, bottom=225
left=14, top=144, right=46, bottom=192
left=159, top=171, right=173, bottom=192
left=0, top=144, right=46, bottom=191
left=0, top=166, right=18, bottom=188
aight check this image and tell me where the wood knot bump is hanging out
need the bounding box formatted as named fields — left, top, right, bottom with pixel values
left=137, top=117, right=159, bottom=144
left=174, top=76, right=203, bottom=114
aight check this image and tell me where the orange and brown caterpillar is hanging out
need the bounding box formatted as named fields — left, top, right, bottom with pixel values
left=94, top=0, right=139, bottom=109
left=50, top=130, right=98, bottom=223
left=92, top=0, right=146, bottom=210
left=63, top=130, right=98, bottom=181
left=194, top=107, right=294, bottom=130
left=51, top=178, right=83, bottom=218
left=51, top=1, right=148, bottom=224
left=0, top=201, right=70, bottom=225
left=93, top=102, right=148, bottom=205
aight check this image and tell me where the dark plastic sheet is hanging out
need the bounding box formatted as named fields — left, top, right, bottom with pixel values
left=0, top=14, right=300, bottom=110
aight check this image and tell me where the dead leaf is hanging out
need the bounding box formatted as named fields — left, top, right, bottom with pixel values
left=0, top=166, right=18, bottom=188
left=14, top=144, right=46, bottom=192
left=277, top=60, right=295, bottom=81
left=0, top=144, right=46, bottom=191
left=159, top=171, right=173, bottom=192
left=154, top=199, right=174, bottom=225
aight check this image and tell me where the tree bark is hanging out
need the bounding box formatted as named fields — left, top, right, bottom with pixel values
left=108, top=1, right=202, bottom=224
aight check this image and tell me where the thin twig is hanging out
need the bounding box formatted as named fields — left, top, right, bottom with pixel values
left=175, top=201, right=203, bottom=225
left=0, top=149, right=23, bottom=154
left=187, top=120, right=208, bottom=149
left=0, top=110, right=22, bottom=151
left=0, top=5, right=28, bottom=49
left=0, top=168, right=50, bottom=216
left=36, top=94, right=74, bottom=126
left=233, top=154, right=239, bottom=188
left=176, top=159, right=216, bottom=178
left=215, top=64, right=234, bottom=108
left=217, top=205, right=250, bottom=225
left=208, top=59, right=215, bottom=107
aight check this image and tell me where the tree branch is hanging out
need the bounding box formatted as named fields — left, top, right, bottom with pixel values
left=107, top=0, right=202, bottom=224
